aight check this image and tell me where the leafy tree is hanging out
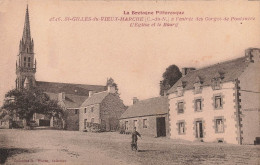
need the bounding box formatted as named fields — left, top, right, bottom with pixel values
left=106, top=77, right=119, bottom=94
left=160, top=65, right=182, bottom=96
left=1, top=87, right=63, bottom=127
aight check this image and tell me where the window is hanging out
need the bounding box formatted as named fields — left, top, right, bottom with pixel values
left=75, top=109, right=78, bottom=114
left=178, top=102, right=184, bottom=113
left=28, top=57, right=31, bottom=67
left=24, top=57, right=26, bottom=61
left=215, top=96, right=222, bottom=109
left=91, top=107, right=94, bottom=112
left=143, top=119, right=147, bottom=128
left=178, top=122, right=185, bottom=134
left=133, top=120, right=137, bottom=128
left=215, top=119, right=224, bottom=133
left=91, top=118, right=94, bottom=123
left=84, top=108, right=87, bottom=113
left=84, top=119, right=87, bottom=129
left=24, top=62, right=26, bottom=67
left=1, top=121, right=3, bottom=125
left=125, top=121, right=128, bottom=130
left=195, top=99, right=202, bottom=111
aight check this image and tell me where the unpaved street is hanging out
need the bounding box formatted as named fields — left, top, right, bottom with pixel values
left=0, top=129, right=259, bottom=165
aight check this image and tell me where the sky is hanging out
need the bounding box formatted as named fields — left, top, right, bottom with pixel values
left=0, top=0, right=259, bottom=106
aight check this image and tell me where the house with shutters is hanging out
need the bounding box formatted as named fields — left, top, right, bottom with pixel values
left=119, top=96, right=169, bottom=137
left=167, top=48, right=260, bottom=145
left=79, top=86, right=126, bottom=132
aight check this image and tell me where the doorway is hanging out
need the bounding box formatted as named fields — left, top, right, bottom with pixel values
left=156, top=117, right=166, bottom=137
left=196, top=121, right=203, bottom=138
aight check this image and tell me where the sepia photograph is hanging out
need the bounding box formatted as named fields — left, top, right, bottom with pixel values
left=0, top=0, right=259, bottom=164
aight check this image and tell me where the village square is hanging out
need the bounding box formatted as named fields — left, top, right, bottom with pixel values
left=0, top=3, right=260, bottom=165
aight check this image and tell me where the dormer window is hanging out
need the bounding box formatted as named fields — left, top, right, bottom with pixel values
left=177, top=86, right=184, bottom=97
left=194, top=76, right=202, bottom=94
left=211, top=72, right=224, bottom=90
left=176, top=81, right=186, bottom=97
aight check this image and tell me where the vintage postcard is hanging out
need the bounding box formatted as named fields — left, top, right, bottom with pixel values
left=0, top=0, right=259, bottom=164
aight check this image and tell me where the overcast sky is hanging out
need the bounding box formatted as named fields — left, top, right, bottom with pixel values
left=0, top=0, right=259, bottom=106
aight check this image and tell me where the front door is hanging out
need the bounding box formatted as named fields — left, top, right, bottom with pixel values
left=156, top=117, right=166, bottom=137
left=196, top=121, right=203, bottom=138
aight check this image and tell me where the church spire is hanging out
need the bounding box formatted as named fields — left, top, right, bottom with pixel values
left=22, top=5, right=31, bottom=42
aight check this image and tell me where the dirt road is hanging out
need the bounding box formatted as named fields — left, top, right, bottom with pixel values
left=0, top=129, right=259, bottom=165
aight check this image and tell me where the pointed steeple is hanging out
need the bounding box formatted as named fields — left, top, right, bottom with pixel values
left=22, top=5, right=31, bottom=42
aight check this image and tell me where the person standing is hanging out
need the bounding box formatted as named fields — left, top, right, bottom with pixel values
left=131, top=127, right=141, bottom=150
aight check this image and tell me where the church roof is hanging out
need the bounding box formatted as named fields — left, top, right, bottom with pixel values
left=120, top=96, right=168, bottom=119
left=167, top=56, right=249, bottom=94
left=46, top=92, right=88, bottom=109
left=36, top=81, right=106, bottom=96
left=81, top=91, right=109, bottom=107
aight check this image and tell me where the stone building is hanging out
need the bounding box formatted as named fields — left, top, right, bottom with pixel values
left=79, top=86, right=126, bottom=132
left=120, top=96, right=169, bottom=137
left=167, top=48, right=260, bottom=144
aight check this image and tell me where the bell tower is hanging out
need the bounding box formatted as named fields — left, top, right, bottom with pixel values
left=16, top=5, right=36, bottom=90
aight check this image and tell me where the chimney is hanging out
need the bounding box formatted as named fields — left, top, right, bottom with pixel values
left=107, top=85, right=116, bottom=94
left=133, top=97, right=139, bottom=104
left=89, top=91, right=95, bottom=97
left=58, top=92, right=65, bottom=101
left=182, top=67, right=196, bottom=76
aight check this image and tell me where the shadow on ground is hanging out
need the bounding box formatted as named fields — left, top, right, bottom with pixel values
left=137, top=150, right=157, bottom=152
left=0, top=148, right=37, bottom=164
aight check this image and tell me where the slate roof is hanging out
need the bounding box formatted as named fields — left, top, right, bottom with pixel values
left=120, top=97, right=168, bottom=119
left=45, top=92, right=88, bottom=109
left=81, top=91, right=109, bottom=107
left=36, top=81, right=106, bottom=96
left=167, top=56, right=249, bottom=94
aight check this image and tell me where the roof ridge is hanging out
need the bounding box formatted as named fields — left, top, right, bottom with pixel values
left=133, top=96, right=166, bottom=105
left=36, top=80, right=105, bottom=87
left=93, top=91, right=108, bottom=95
left=187, top=56, right=246, bottom=74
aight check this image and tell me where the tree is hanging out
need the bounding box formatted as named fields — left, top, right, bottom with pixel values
left=160, top=65, right=182, bottom=96
left=106, top=77, right=119, bottom=94
left=1, top=87, right=63, bottom=128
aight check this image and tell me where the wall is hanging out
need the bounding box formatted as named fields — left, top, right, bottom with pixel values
left=65, top=108, right=79, bottom=131
left=238, top=49, right=260, bottom=144
left=120, top=114, right=169, bottom=137
left=79, top=104, right=100, bottom=131
left=100, top=94, right=126, bottom=131
left=169, top=82, right=239, bottom=144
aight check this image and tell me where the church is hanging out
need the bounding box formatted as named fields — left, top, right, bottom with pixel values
left=15, top=6, right=111, bottom=130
